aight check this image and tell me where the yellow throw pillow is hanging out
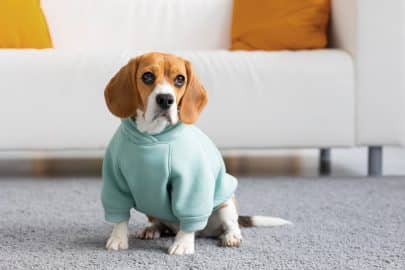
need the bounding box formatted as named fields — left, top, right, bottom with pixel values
left=231, top=0, right=330, bottom=51
left=0, top=0, right=53, bottom=48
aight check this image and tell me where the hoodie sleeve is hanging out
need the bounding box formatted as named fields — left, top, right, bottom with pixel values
left=170, top=144, right=216, bottom=232
left=101, top=148, right=134, bottom=223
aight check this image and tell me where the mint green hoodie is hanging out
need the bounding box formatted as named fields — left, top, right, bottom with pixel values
left=101, top=119, right=237, bottom=232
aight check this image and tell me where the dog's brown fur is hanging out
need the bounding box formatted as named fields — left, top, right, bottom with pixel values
left=104, top=52, right=208, bottom=124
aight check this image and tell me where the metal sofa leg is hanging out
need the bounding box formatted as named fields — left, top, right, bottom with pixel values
left=319, top=148, right=331, bottom=176
left=368, top=146, right=383, bottom=176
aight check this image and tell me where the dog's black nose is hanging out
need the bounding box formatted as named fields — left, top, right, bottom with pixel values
left=156, top=94, right=174, bottom=110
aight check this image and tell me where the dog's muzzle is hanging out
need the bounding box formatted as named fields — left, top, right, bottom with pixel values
left=156, top=94, right=174, bottom=110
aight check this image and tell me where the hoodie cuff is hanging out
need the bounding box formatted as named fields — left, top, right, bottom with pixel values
left=104, top=210, right=130, bottom=223
left=179, top=216, right=209, bottom=232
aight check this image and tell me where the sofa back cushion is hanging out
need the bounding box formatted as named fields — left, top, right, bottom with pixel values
left=41, top=0, right=232, bottom=50
left=231, top=0, right=330, bottom=51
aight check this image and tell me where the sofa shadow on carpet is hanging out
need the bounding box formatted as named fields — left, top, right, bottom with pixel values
left=0, top=156, right=363, bottom=178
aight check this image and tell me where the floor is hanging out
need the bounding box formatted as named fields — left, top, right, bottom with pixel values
left=1, top=177, right=404, bottom=270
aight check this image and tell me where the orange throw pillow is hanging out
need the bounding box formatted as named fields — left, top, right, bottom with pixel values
left=0, top=0, right=53, bottom=48
left=231, top=0, right=330, bottom=51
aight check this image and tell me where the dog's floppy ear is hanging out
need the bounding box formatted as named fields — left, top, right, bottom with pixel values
left=104, top=57, right=143, bottom=118
left=179, top=61, right=208, bottom=124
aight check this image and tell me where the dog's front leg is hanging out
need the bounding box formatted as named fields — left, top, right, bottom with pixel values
left=106, top=220, right=129, bottom=251
left=168, top=230, right=195, bottom=255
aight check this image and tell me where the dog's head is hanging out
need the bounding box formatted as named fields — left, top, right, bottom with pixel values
left=104, top=52, right=208, bottom=134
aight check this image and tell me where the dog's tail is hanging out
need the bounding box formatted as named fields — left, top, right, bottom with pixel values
left=238, top=215, right=292, bottom=227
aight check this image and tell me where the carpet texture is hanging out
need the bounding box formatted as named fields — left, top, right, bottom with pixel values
left=0, top=177, right=404, bottom=270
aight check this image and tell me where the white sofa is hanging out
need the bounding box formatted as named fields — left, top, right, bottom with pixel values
left=0, top=0, right=404, bottom=176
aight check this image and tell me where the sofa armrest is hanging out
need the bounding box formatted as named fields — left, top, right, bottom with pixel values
left=329, top=0, right=357, bottom=55
left=355, top=0, right=405, bottom=145
left=331, top=0, right=405, bottom=146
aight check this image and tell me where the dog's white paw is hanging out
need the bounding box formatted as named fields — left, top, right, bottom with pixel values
left=168, top=231, right=195, bottom=255
left=106, top=235, right=128, bottom=251
left=220, top=231, right=242, bottom=247
left=135, top=226, right=161, bottom=240
left=106, top=221, right=129, bottom=251
left=168, top=241, right=195, bottom=255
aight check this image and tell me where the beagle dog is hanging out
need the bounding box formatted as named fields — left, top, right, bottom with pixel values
left=103, top=52, right=290, bottom=255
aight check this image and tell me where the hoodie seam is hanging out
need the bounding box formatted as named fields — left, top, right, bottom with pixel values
left=168, top=143, right=173, bottom=180
left=179, top=214, right=210, bottom=221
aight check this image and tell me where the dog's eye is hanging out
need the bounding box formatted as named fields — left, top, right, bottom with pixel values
left=142, top=72, right=155, bottom=85
left=174, top=75, right=185, bottom=87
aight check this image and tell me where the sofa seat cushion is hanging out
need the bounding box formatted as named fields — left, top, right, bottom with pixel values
left=0, top=49, right=354, bottom=149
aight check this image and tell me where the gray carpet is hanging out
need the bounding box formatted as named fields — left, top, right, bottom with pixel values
left=0, top=177, right=404, bottom=270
